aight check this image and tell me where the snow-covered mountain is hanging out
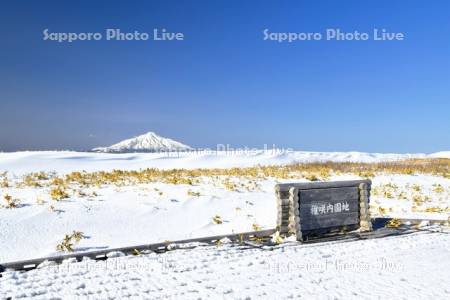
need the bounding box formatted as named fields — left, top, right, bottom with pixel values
left=92, top=131, right=192, bottom=153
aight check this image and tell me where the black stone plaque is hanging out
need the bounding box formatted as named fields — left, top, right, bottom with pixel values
left=297, top=187, right=360, bottom=231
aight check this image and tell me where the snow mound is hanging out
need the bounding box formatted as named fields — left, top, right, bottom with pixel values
left=428, top=151, right=450, bottom=159
left=92, top=131, right=192, bottom=153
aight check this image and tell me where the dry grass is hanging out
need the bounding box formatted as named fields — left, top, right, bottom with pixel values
left=386, top=218, right=402, bottom=228
left=2, top=159, right=448, bottom=201
left=187, top=190, right=201, bottom=197
left=50, top=187, right=69, bottom=201
left=5, top=158, right=449, bottom=189
left=56, top=230, right=86, bottom=252
left=1, top=194, right=20, bottom=209
left=433, top=184, right=445, bottom=193
left=54, top=158, right=447, bottom=187
left=212, top=215, right=223, bottom=224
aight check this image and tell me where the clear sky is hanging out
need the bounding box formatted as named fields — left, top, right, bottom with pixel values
left=1, top=0, right=449, bottom=153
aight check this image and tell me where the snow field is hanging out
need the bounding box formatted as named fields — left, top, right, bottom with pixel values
left=1, top=231, right=449, bottom=299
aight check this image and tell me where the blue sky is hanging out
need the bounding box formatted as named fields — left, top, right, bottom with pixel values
left=0, top=0, right=449, bottom=152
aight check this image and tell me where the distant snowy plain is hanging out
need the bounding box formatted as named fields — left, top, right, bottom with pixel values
left=1, top=150, right=448, bottom=175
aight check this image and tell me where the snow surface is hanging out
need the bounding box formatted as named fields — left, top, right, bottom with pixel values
left=0, top=150, right=449, bottom=298
left=0, top=170, right=448, bottom=263
left=92, top=131, right=192, bottom=153
left=1, top=231, right=449, bottom=299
